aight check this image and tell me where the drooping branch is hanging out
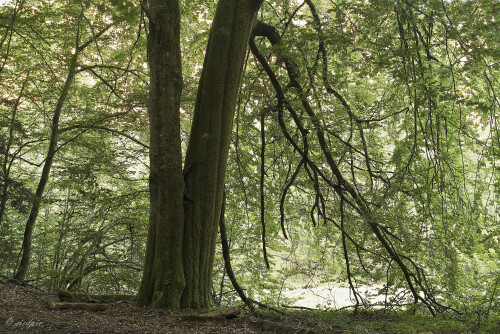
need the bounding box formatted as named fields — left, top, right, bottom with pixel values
left=340, top=198, right=363, bottom=312
left=251, top=16, right=449, bottom=314
left=219, top=191, right=254, bottom=312
left=259, top=111, right=270, bottom=269
left=279, top=158, right=304, bottom=239
left=219, top=190, right=284, bottom=314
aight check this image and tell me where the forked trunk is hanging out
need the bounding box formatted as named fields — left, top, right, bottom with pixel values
left=138, top=0, right=263, bottom=309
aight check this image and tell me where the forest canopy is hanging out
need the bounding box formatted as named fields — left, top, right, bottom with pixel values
left=0, top=0, right=498, bottom=321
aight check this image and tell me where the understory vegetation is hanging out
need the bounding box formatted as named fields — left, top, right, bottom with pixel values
left=272, top=309, right=500, bottom=334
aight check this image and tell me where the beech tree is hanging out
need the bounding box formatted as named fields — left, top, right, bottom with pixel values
left=136, top=0, right=264, bottom=309
left=137, top=0, right=498, bottom=312
left=1, top=0, right=147, bottom=284
left=14, top=20, right=113, bottom=281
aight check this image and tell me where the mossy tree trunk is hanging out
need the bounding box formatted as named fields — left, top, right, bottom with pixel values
left=136, top=0, right=185, bottom=310
left=138, top=0, right=263, bottom=310
left=181, top=0, right=263, bottom=309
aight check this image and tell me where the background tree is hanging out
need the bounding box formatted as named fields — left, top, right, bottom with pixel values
left=1, top=0, right=148, bottom=287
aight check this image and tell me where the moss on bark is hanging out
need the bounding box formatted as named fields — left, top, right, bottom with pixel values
left=138, top=0, right=263, bottom=310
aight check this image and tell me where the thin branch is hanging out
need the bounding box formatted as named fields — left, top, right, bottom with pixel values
left=260, top=111, right=270, bottom=269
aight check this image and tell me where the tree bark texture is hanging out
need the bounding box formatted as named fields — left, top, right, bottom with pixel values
left=181, top=0, right=263, bottom=309
left=138, top=0, right=262, bottom=310
left=136, top=0, right=185, bottom=309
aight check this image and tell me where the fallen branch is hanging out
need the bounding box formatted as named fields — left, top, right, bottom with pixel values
left=182, top=306, right=241, bottom=323
left=49, top=302, right=107, bottom=312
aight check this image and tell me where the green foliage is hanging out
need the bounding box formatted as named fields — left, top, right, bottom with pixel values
left=212, top=0, right=499, bottom=320
left=0, top=0, right=498, bottom=324
left=0, top=0, right=147, bottom=290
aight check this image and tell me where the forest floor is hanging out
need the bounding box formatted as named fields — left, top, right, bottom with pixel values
left=0, top=280, right=318, bottom=334
left=1, top=280, right=498, bottom=334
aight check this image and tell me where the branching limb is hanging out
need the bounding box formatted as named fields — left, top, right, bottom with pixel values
left=279, top=158, right=304, bottom=239
left=251, top=14, right=450, bottom=315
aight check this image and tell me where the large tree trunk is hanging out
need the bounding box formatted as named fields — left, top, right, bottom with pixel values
left=138, top=0, right=263, bottom=310
left=181, top=0, right=263, bottom=309
left=136, top=0, right=185, bottom=309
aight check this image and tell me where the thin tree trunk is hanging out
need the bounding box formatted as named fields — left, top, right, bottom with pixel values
left=14, top=51, right=78, bottom=281
left=0, top=76, right=28, bottom=226
left=14, top=21, right=112, bottom=281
